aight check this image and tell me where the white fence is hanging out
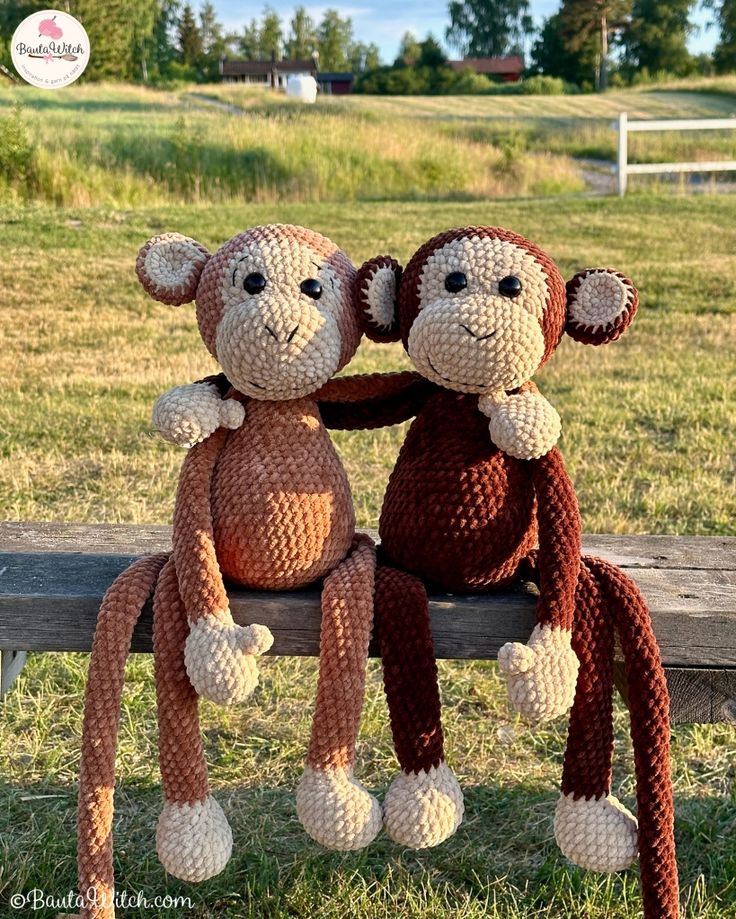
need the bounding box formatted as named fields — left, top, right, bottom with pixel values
left=616, top=111, right=736, bottom=196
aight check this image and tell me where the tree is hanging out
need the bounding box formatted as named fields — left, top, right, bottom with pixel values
left=396, top=31, right=422, bottom=66
left=177, top=3, right=203, bottom=66
left=530, top=13, right=593, bottom=86
left=317, top=9, right=354, bottom=70
left=259, top=6, right=283, bottom=60
left=446, top=0, right=533, bottom=57
left=621, top=0, right=694, bottom=77
left=199, top=1, right=227, bottom=78
left=560, top=0, right=632, bottom=90
left=418, top=35, right=447, bottom=68
left=286, top=6, right=317, bottom=59
left=712, top=0, right=736, bottom=72
left=349, top=41, right=381, bottom=72
left=239, top=19, right=261, bottom=60
left=144, top=0, right=182, bottom=81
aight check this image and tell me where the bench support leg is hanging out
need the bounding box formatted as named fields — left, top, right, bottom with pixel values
left=0, top=649, right=27, bottom=696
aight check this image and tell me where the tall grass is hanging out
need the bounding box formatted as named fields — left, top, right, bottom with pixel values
left=0, top=84, right=583, bottom=206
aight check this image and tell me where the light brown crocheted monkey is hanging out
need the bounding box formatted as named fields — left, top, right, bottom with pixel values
left=76, top=225, right=405, bottom=919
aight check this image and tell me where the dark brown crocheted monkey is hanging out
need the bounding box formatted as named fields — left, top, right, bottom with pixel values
left=337, top=226, right=677, bottom=919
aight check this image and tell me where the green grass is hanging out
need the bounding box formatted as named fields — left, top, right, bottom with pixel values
left=0, top=84, right=582, bottom=206
left=4, top=79, right=736, bottom=208
left=0, top=195, right=735, bottom=917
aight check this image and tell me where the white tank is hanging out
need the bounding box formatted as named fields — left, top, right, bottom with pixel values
left=286, top=74, right=318, bottom=103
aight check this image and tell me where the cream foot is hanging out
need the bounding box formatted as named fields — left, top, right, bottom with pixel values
left=382, top=762, right=464, bottom=849
left=554, top=792, right=638, bottom=872
left=156, top=795, right=233, bottom=881
left=296, top=765, right=382, bottom=851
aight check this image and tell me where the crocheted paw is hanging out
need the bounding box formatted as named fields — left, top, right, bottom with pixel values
left=498, top=624, right=579, bottom=723
left=152, top=382, right=245, bottom=448
left=156, top=795, right=233, bottom=881
left=296, top=765, right=382, bottom=851
left=479, top=390, right=561, bottom=460
left=382, top=762, right=464, bottom=849
left=185, top=617, right=274, bottom=705
left=554, top=792, right=638, bottom=872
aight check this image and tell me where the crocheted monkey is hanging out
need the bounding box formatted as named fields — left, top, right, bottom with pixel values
left=76, top=225, right=416, bottom=919
left=183, top=226, right=678, bottom=914
left=342, top=227, right=677, bottom=919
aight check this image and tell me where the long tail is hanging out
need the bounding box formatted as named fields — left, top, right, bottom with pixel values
left=77, top=553, right=169, bottom=919
left=584, top=555, right=679, bottom=919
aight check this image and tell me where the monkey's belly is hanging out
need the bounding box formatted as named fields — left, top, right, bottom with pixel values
left=210, top=398, right=354, bottom=590
left=379, top=392, right=536, bottom=592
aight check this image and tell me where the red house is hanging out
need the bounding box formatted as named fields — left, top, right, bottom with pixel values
left=448, top=56, right=524, bottom=83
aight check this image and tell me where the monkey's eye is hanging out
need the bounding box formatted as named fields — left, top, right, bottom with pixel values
left=243, top=272, right=267, bottom=295
left=498, top=275, right=523, bottom=298
left=300, top=278, right=322, bottom=300
left=444, top=271, right=467, bottom=293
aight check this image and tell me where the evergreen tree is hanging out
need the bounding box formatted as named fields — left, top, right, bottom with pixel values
left=418, top=35, right=447, bottom=68
left=446, top=0, right=532, bottom=57
left=531, top=12, right=594, bottom=86
left=286, top=6, right=317, bottom=59
left=317, top=9, right=354, bottom=70
left=177, top=3, right=203, bottom=66
left=621, top=0, right=694, bottom=77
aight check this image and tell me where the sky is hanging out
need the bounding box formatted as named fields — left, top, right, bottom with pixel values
left=215, top=0, right=717, bottom=63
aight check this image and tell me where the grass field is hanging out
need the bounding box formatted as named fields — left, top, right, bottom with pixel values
left=0, top=192, right=735, bottom=918
left=3, top=80, right=736, bottom=207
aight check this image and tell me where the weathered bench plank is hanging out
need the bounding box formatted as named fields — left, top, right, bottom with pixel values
left=0, top=523, right=734, bottom=722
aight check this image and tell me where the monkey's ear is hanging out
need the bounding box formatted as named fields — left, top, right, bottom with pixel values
left=136, top=233, right=210, bottom=306
left=565, top=268, right=638, bottom=345
left=355, top=255, right=403, bottom=343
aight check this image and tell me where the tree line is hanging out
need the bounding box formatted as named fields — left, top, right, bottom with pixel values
left=449, top=0, right=736, bottom=90
left=3, top=1, right=736, bottom=91
left=0, top=2, right=377, bottom=82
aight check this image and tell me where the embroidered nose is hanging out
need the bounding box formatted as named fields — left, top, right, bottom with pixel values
left=264, top=322, right=300, bottom=343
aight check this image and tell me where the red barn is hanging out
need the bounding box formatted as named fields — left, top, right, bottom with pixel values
left=448, top=56, right=524, bottom=83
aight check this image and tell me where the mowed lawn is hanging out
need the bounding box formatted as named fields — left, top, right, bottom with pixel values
left=0, top=194, right=734, bottom=918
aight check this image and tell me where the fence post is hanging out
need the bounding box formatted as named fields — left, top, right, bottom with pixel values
left=617, top=111, right=628, bottom=197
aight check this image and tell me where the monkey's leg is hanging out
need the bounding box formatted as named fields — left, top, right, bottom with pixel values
left=297, top=534, right=382, bottom=850
left=77, top=553, right=168, bottom=919
left=554, top=557, right=638, bottom=873
left=594, top=558, right=679, bottom=919
left=154, top=556, right=233, bottom=882
left=376, top=565, right=463, bottom=849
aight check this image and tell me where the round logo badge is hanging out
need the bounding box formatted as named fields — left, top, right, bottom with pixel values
left=11, top=9, right=90, bottom=89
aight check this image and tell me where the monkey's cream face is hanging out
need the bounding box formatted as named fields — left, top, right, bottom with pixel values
left=210, top=233, right=354, bottom=400
left=407, top=236, right=551, bottom=394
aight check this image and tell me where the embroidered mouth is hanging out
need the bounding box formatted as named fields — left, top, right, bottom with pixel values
left=427, top=357, right=487, bottom=390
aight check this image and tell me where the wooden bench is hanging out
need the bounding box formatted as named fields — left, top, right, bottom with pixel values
left=0, top=521, right=734, bottom=723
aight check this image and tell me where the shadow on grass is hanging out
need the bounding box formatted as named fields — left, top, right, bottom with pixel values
left=1, top=780, right=733, bottom=918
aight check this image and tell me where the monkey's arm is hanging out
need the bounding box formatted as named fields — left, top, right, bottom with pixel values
left=316, top=371, right=435, bottom=430
left=152, top=373, right=244, bottom=448
left=172, top=428, right=273, bottom=705
left=497, top=447, right=581, bottom=723
left=478, top=381, right=561, bottom=460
